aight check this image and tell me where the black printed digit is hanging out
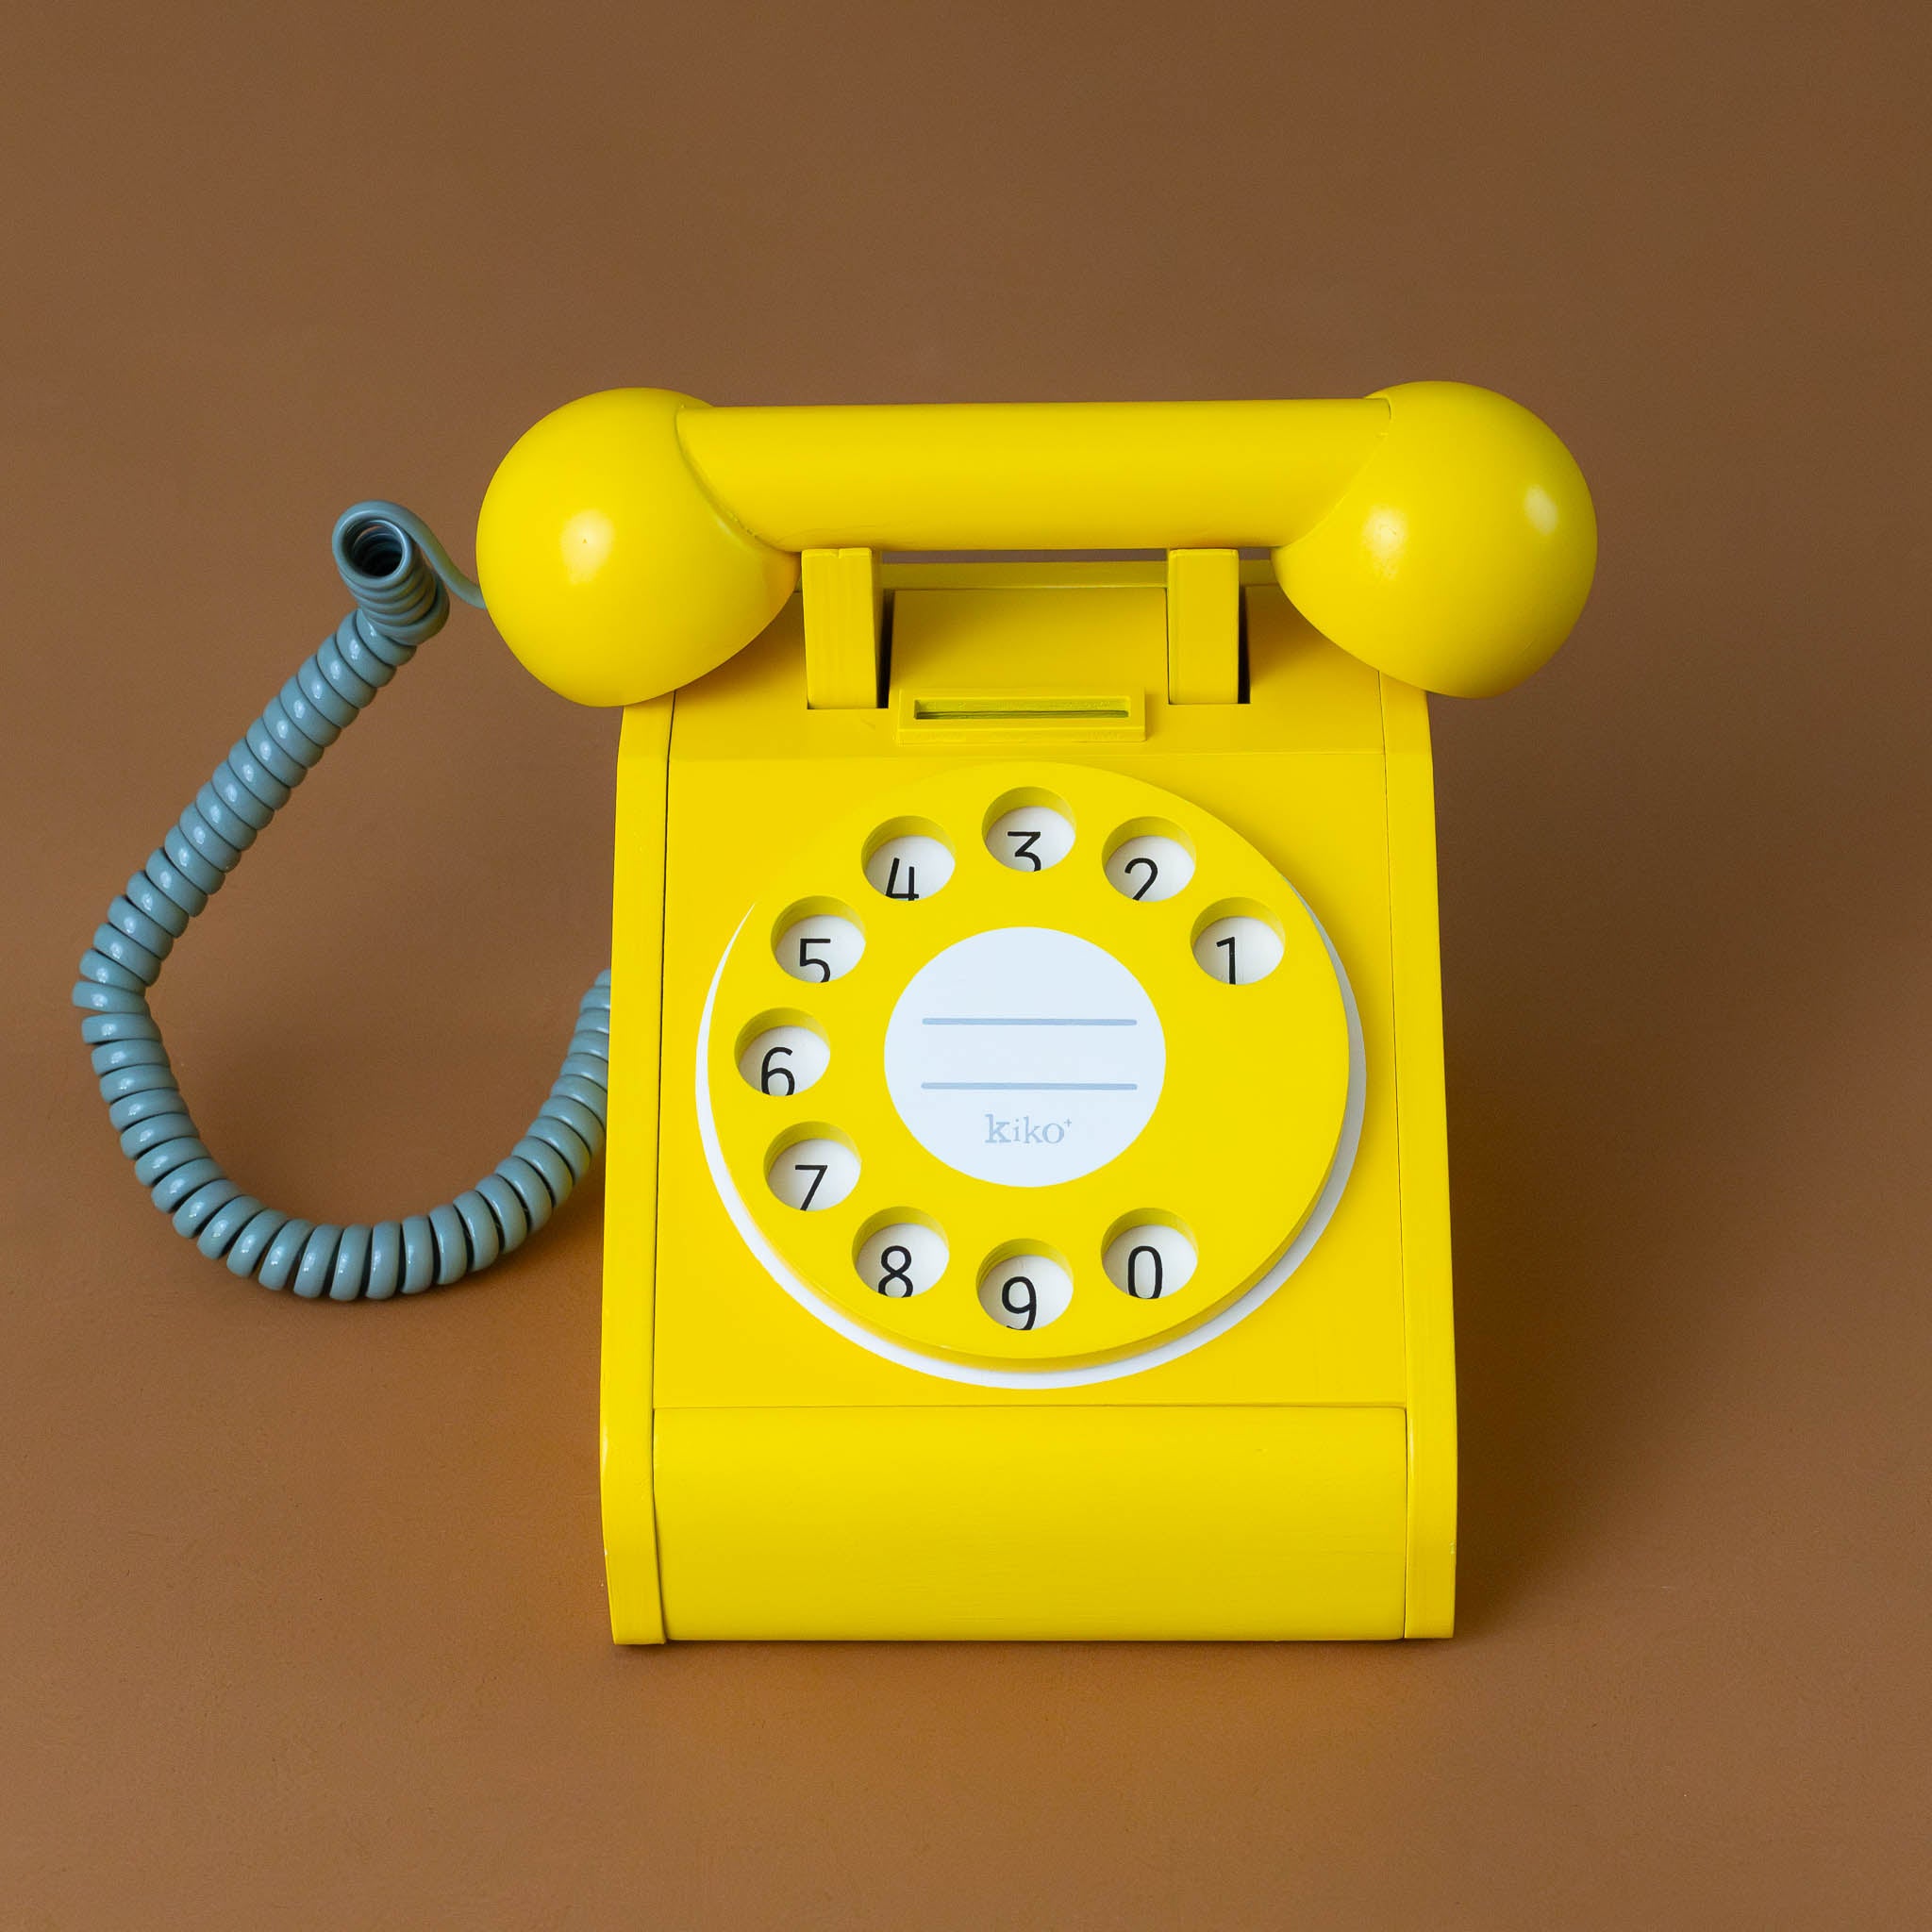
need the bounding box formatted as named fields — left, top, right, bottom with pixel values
left=1001, top=1274, right=1038, bottom=1330
left=1007, top=828, right=1042, bottom=871
left=1124, top=854, right=1158, bottom=900
left=758, top=1044, right=796, bottom=1095
left=794, top=1161, right=829, bottom=1209
left=885, top=857, right=919, bottom=900
left=876, top=1244, right=915, bottom=1297
left=1125, top=1244, right=1165, bottom=1299
left=797, top=934, right=831, bottom=982
left=1214, top=933, right=1238, bottom=983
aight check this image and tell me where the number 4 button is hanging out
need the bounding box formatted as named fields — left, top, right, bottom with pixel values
left=864, top=834, right=954, bottom=901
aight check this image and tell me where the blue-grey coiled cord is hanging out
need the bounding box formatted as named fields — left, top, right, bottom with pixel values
left=71, top=504, right=610, bottom=1299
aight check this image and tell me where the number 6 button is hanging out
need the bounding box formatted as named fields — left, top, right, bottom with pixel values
left=738, top=1020, right=829, bottom=1096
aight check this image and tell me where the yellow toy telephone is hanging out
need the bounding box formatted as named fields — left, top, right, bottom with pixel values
left=75, top=381, right=1595, bottom=1643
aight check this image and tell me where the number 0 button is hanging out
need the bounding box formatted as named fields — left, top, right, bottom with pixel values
left=767, top=1136, right=859, bottom=1210
left=1103, top=1222, right=1198, bottom=1300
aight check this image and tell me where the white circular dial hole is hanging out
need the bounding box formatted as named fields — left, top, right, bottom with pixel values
left=976, top=1252, right=1074, bottom=1331
left=776, top=913, right=864, bottom=984
left=766, top=1136, right=859, bottom=1211
left=1107, top=833, right=1194, bottom=902
left=856, top=1221, right=948, bottom=1299
left=864, top=833, right=953, bottom=902
left=1192, top=913, right=1284, bottom=985
left=738, top=1024, right=829, bottom=1096
left=1102, top=1222, right=1198, bottom=1301
left=986, top=805, right=1074, bottom=873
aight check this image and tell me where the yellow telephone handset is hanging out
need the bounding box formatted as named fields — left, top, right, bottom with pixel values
left=475, top=382, right=1595, bottom=708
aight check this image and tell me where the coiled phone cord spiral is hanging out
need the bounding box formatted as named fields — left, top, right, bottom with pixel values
left=70, top=505, right=610, bottom=1299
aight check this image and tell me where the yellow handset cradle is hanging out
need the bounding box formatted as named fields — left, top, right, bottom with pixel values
left=473, top=382, right=1594, bottom=1641
left=76, top=381, right=1592, bottom=1642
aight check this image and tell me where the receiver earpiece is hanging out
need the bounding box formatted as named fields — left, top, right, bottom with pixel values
left=1271, top=381, right=1595, bottom=698
left=475, top=387, right=798, bottom=708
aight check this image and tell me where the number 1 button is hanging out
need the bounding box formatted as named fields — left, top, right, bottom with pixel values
left=1191, top=912, right=1284, bottom=985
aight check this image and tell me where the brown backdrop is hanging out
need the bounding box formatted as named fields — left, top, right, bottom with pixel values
left=5, top=3, right=1927, bottom=1925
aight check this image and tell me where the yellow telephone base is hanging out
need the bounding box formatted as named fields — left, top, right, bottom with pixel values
left=601, top=563, right=1455, bottom=1642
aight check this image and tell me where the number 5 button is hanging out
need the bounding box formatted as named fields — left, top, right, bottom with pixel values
left=776, top=908, right=864, bottom=983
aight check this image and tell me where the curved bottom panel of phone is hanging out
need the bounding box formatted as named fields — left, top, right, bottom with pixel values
left=602, top=565, right=1455, bottom=1641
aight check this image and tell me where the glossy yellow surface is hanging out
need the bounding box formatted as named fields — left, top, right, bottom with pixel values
left=598, top=698, right=670, bottom=1644
left=1383, top=675, right=1457, bottom=1637
left=657, top=1407, right=1407, bottom=1641
left=477, top=386, right=1593, bottom=707
left=600, top=565, right=1461, bottom=1641
left=678, top=397, right=1386, bottom=548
